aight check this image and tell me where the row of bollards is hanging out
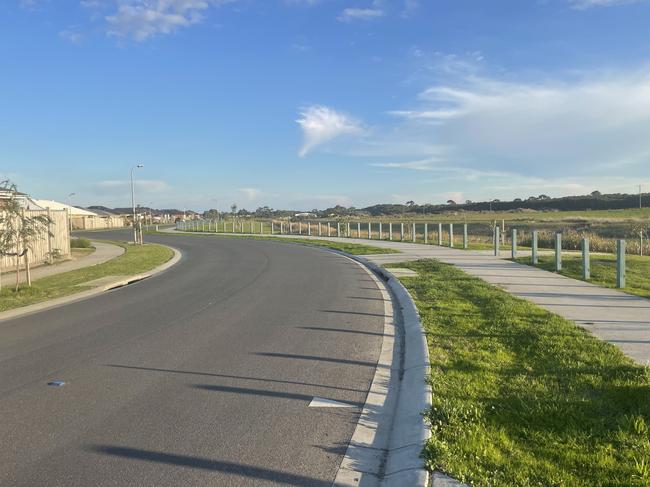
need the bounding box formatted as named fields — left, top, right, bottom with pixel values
left=502, top=228, right=627, bottom=288
left=177, top=219, right=471, bottom=248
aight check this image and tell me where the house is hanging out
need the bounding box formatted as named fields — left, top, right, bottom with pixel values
left=31, top=200, right=126, bottom=230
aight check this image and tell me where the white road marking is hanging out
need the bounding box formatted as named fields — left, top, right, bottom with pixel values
left=309, top=396, right=355, bottom=408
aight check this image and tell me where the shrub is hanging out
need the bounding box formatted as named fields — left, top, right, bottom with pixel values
left=70, top=237, right=92, bottom=249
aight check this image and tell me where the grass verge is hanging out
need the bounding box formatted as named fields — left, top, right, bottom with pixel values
left=148, top=230, right=398, bottom=255
left=389, top=259, right=650, bottom=486
left=514, top=253, right=650, bottom=300
left=0, top=241, right=173, bottom=313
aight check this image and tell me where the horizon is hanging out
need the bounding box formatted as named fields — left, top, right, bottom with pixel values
left=2, top=1, right=650, bottom=211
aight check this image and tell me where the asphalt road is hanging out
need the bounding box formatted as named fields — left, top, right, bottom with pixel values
left=0, top=230, right=385, bottom=486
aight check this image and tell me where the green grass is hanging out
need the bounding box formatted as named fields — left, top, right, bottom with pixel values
left=0, top=241, right=173, bottom=312
left=149, top=230, right=398, bottom=255
left=514, top=253, right=650, bottom=300
left=389, top=259, right=650, bottom=486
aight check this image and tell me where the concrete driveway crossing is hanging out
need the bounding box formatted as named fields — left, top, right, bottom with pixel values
left=0, top=230, right=388, bottom=486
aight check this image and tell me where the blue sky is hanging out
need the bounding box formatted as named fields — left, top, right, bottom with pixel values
left=2, top=0, right=650, bottom=211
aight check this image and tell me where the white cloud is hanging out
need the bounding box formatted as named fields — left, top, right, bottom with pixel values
left=106, top=0, right=236, bottom=41
left=59, top=29, right=83, bottom=43
left=570, top=0, right=646, bottom=8
left=337, top=7, right=384, bottom=22
left=296, top=105, right=363, bottom=157
left=386, top=68, right=650, bottom=177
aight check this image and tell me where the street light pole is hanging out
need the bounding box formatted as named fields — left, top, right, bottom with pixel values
left=67, top=192, right=76, bottom=233
left=131, top=164, right=144, bottom=244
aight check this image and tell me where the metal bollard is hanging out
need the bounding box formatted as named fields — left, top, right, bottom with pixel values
left=555, top=233, right=562, bottom=271
left=357, top=222, right=361, bottom=238
left=531, top=230, right=538, bottom=264
left=617, top=239, right=626, bottom=288
left=412, top=222, right=416, bottom=243
left=379, top=222, right=382, bottom=240
left=463, top=223, right=468, bottom=249
left=582, top=237, right=590, bottom=280
left=511, top=228, right=517, bottom=259
left=338, top=222, right=341, bottom=237
left=328, top=222, right=331, bottom=237
left=318, top=222, right=322, bottom=236
left=438, top=223, right=442, bottom=246
left=494, top=226, right=500, bottom=256
left=368, top=222, right=372, bottom=240
left=308, top=222, right=311, bottom=236
left=347, top=222, right=351, bottom=238
left=449, top=223, right=454, bottom=248
left=400, top=223, right=404, bottom=241
left=389, top=222, right=393, bottom=241
left=424, top=223, right=428, bottom=244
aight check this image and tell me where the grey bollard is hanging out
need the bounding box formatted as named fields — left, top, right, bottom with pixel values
left=357, top=222, right=361, bottom=238
left=582, top=237, right=590, bottom=280
left=494, top=226, right=500, bottom=256
left=379, top=222, right=382, bottom=240
left=412, top=222, right=416, bottom=243
left=318, top=222, right=322, bottom=236
left=328, top=222, right=331, bottom=236
left=555, top=233, right=562, bottom=271
left=389, top=222, right=393, bottom=241
left=424, top=223, right=428, bottom=244
left=347, top=222, right=351, bottom=238
left=438, top=223, right=443, bottom=246
left=449, top=223, right=454, bottom=248
left=532, top=230, right=538, bottom=264
left=338, top=222, right=341, bottom=237
left=617, top=239, right=626, bottom=288
left=511, top=228, right=517, bottom=259
left=463, top=223, right=468, bottom=249
left=308, top=222, right=311, bottom=236
left=400, top=223, right=404, bottom=241
left=368, top=222, right=372, bottom=240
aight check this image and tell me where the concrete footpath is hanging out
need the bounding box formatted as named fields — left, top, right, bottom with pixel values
left=206, top=231, right=650, bottom=366
left=5, top=242, right=124, bottom=285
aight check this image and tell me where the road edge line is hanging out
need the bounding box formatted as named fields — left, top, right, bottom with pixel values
left=0, top=244, right=182, bottom=324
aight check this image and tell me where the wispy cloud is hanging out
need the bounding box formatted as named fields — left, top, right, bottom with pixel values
left=296, top=105, right=364, bottom=157
left=338, top=7, right=384, bottom=22
left=106, top=0, right=236, bottom=42
left=59, top=29, right=83, bottom=43
left=570, top=0, right=646, bottom=8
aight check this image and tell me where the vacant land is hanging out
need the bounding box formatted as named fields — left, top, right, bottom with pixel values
left=391, top=259, right=650, bottom=486
left=0, top=242, right=173, bottom=313
left=515, top=253, right=650, bottom=300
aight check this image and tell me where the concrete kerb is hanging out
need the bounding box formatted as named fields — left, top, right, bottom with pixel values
left=318, top=248, right=433, bottom=486
left=0, top=244, right=182, bottom=324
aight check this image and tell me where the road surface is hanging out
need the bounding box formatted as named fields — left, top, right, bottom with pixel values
left=0, top=230, right=385, bottom=486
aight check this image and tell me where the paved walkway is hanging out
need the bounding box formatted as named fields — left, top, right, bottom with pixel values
left=188, top=230, right=650, bottom=365
left=4, top=241, right=124, bottom=285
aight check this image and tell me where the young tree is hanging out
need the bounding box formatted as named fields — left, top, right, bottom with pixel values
left=0, top=181, right=52, bottom=290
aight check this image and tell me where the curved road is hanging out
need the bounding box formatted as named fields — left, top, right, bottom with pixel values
left=0, top=230, right=386, bottom=486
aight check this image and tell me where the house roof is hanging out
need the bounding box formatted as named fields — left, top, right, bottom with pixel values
left=31, top=200, right=99, bottom=217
